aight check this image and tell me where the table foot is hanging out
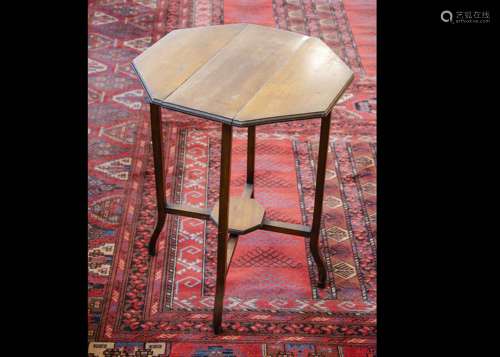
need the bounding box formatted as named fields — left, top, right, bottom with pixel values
left=317, top=279, right=326, bottom=289
left=310, top=237, right=327, bottom=288
left=214, top=324, right=223, bottom=335
left=148, top=213, right=166, bottom=256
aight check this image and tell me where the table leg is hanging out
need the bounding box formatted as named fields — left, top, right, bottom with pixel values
left=310, top=115, right=331, bottom=288
left=148, top=103, right=167, bottom=257
left=246, top=126, right=256, bottom=198
left=213, top=123, right=233, bottom=334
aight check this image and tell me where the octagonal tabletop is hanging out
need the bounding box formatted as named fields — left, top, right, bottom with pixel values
left=132, top=23, right=354, bottom=127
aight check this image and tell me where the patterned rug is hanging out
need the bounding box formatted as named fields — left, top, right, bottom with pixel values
left=88, top=0, right=376, bottom=356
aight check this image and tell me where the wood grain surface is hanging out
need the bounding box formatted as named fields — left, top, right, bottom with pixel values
left=133, top=24, right=246, bottom=101
left=211, top=197, right=265, bottom=234
left=133, top=24, right=353, bottom=126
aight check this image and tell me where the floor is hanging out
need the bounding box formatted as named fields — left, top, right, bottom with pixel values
left=88, top=0, right=376, bottom=355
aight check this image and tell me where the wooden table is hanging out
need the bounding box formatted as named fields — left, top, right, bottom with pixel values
left=132, top=23, right=354, bottom=334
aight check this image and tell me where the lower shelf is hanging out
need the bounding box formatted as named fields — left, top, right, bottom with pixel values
left=210, top=197, right=266, bottom=235
left=164, top=201, right=311, bottom=237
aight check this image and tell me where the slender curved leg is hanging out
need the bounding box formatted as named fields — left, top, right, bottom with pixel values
left=310, top=115, right=330, bottom=288
left=246, top=126, right=256, bottom=198
left=148, top=103, right=167, bottom=257
left=213, top=123, right=232, bottom=334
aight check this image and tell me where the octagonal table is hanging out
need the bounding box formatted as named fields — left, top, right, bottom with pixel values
left=132, top=23, right=354, bottom=334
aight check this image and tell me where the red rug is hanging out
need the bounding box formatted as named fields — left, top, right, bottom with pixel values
left=88, top=0, right=376, bottom=355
